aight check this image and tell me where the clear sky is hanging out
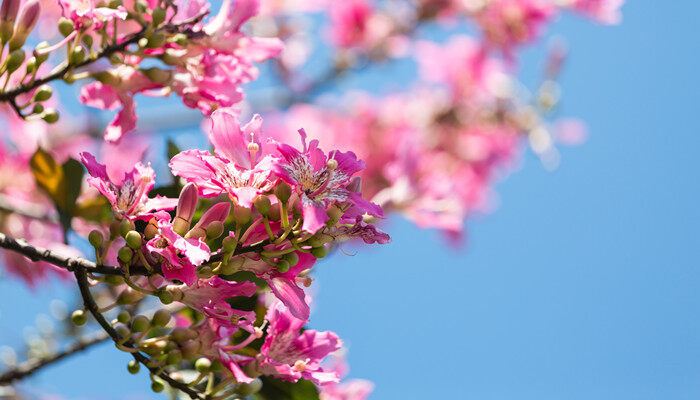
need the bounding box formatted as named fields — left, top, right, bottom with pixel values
left=1, top=1, right=699, bottom=399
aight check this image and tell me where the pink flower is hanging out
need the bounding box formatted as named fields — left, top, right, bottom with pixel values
left=273, top=130, right=383, bottom=234
left=329, top=0, right=372, bottom=48
left=320, top=379, right=374, bottom=400
left=169, top=109, right=277, bottom=207
left=568, top=0, right=623, bottom=24
left=257, top=301, right=342, bottom=385
left=167, top=276, right=257, bottom=326
left=195, top=317, right=258, bottom=383
left=79, top=67, right=161, bottom=143
left=79, top=152, right=177, bottom=221
left=321, top=216, right=391, bottom=245
left=146, top=218, right=209, bottom=285
left=59, top=0, right=126, bottom=31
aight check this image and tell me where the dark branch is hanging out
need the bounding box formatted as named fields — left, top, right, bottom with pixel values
left=73, top=268, right=205, bottom=399
left=0, top=331, right=110, bottom=385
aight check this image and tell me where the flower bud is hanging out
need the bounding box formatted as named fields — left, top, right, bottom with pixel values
left=146, top=32, right=165, bottom=48
left=222, top=235, right=236, bottom=253
left=8, top=0, right=39, bottom=51
left=236, top=378, right=262, bottom=396
left=142, top=66, right=171, bottom=84
left=173, top=183, right=198, bottom=235
left=194, top=357, right=211, bottom=373
left=33, top=41, right=48, bottom=64
left=151, top=381, right=164, bottom=393
left=117, top=246, right=132, bottom=263
left=274, top=181, right=292, bottom=203
left=166, top=349, right=182, bottom=365
left=282, top=252, right=299, bottom=267
left=311, top=245, right=328, bottom=259
left=125, top=230, right=142, bottom=249
left=151, top=7, right=165, bottom=26
left=82, top=34, right=92, bottom=48
left=127, top=360, right=140, bottom=374
left=41, top=108, right=59, bottom=124
left=120, top=219, right=134, bottom=237
left=117, top=310, right=130, bottom=324
left=326, top=158, right=338, bottom=171
left=144, top=217, right=158, bottom=240
left=69, top=45, right=85, bottom=65
left=114, top=323, right=130, bottom=339
left=32, top=85, right=52, bottom=102
left=131, top=315, right=150, bottom=333
left=151, top=309, right=171, bottom=327
left=116, top=288, right=142, bottom=304
left=31, top=103, right=43, bottom=114
left=253, top=195, right=271, bottom=216
left=180, top=340, right=200, bottom=358
left=24, top=56, right=35, bottom=73
left=276, top=259, right=290, bottom=273
left=57, top=17, right=73, bottom=37
left=0, top=0, right=20, bottom=43
left=268, top=203, right=281, bottom=222
left=71, top=309, right=86, bottom=326
left=5, top=48, right=23, bottom=73
left=157, top=290, right=174, bottom=305
left=232, top=205, right=252, bottom=225
left=108, top=0, right=122, bottom=8
left=88, top=230, right=103, bottom=248
left=187, top=202, right=230, bottom=239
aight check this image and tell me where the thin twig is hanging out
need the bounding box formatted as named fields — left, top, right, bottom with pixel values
left=0, top=331, right=110, bottom=385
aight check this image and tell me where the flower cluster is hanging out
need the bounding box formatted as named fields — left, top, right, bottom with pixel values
left=70, top=110, right=389, bottom=394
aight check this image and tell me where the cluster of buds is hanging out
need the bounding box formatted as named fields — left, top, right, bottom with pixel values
left=73, top=109, right=389, bottom=396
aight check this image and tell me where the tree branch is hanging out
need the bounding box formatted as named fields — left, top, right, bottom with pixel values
left=0, top=331, right=110, bottom=385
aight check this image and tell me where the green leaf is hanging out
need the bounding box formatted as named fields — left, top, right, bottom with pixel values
left=255, top=377, right=320, bottom=400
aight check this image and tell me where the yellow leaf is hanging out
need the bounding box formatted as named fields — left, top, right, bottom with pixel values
left=30, top=148, right=67, bottom=210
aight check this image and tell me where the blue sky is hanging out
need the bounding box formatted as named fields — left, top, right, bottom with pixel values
left=1, top=1, right=699, bottom=399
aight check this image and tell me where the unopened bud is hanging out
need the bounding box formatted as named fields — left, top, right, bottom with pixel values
left=131, top=315, right=150, bottom=333
left=232, top=205, right=252, bottom=225
left=166, top=349, right=182, bottom=365
left=142, top=66, right=171, bottom=84
left=151, top=309, right=171, bottom=327
left=0, top=0, right=20, bottom=43
left=125, top=230, right=142, bottom=249
left=222, top=236, right=236, bottom=253
left=157, top=290, right=173, bottom=305
left=24, top=56, right=35, bottom=73
left=282, top=252, right=299, bottom=267
left=276, top=259, right=290, bottom=273
left=144, top=217, right=158, bottom=240
left=57, top=17, right=73, bottom=37
left=71, top=310, right=86, bottom=326
left=127, top=360, right=140, bottom=374
left=187, top=202, right=230, bottom=239
left=206, top=221, right=224, bottom=240
left=116, top=288, right=142, bottom=304
left=274, top=181, right=292, bottom=203
left=180, top=340, right=200, bottom=358
left=108, top=0, right=122, bottom=8
left=31, top=103, right=43, bottom=114
left=151, top=381, right=164, bottom=393
left=41, top=108, right=58, bottom=124
left=120, top=219, right=134, bottom=237
left=88, top=230, right=103, bottom=248
left=8, top=0, right=39, bottom=51
left=69, top=45, right=85, bottom=65
left=146, top=32, right=165, bottom=48
left=194, top=357, right=211, bottom=373
left=174, top=183, right=198, bottom=235
left=32, top=85, right=51, bottom=102
left=117, top=247, right=132, bottom=263
left=5, top=48, right=23, bottom=73
left=117, top=310, right=130, bottom=324
left=82, top=34, right=92, bottom=48
left=253, top=195, right=271, bottom=216
left=151, top=7, right=165, bottom=26
left=311, top=246, right=328, bottom=259
left=33, top=41, right=48, bottom=64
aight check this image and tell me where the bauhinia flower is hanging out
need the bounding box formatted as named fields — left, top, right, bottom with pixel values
left=58, top=0, right=127, bottom=31
left=273, top=129, right=383, bottom=234
left=80, top=152, right=176, bottom=221
left=146, top=218, right=210, bottom=285
left=170, top=108, right=278, bottom=207
left=255, top=300, right=342, bottom=385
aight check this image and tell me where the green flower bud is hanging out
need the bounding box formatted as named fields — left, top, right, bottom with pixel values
left=125, top=230, right=142, bottom=249
left=82, top=34, right=92, bottom=48
left=31, top=103, right=43, bottom=114
left=311, top=246, right=328, bottom=259
left=69, top=45, right=85, bottom=65
left=233, top=205, right=252, bottom=225
left=166, top=349, right=182, bottom=365
left=180, top=340, right=200, bottom=359
left=120, top=219, right=134, bottom=237
left=151, top=7, right=165, bottom=26
left=146, top=32, right=165, bottom=49
left=236, top=378, right=262, bottom=396
left=268, top=203, right=281, bottom=222
left=31, top=85, right=51, bottom=102
left=222, top=236, right=236, bottom=253
left=41, top=108, right=59, bottom=124
left=71, top=310, right=86, bottom=326
left=127, top=360, right=140, bottom=374
left=206, top=221, right=224, bottom=240
left=194, top=357, right=211, bottom=373
left=25, top=56, right=36, bottom=74
left=151, top=381, right=164, bottom=393
left=33, top=41, right=49, bottom=64
left=131, top=315, right=150, bottom=333
left=151, top=309, right=171, bottom=327
left=282, top=252, right=299, bottom=267
left=276, top=259, right=290, bottom=273
left=253, top=195, right=271, bottom=216
left=274, top=182, right=292, bottom=203
left=5, top=49, right=24, bottom=73
left=57, top=17, right=73, bottom=37
left=108, top=0, right=122, bottom=8
left=116, top=288, right=142, bottom=304
left=117, top=247, right=132, bottom=263
left=114, top=323, right=130, bottom=339
left=172, top=33, right=187, bottom=47
left=157, top=290, right=174, bottom=305
left=117, top=310, right=131, bottom=324
left=88, top=230, right=103, bottom=248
